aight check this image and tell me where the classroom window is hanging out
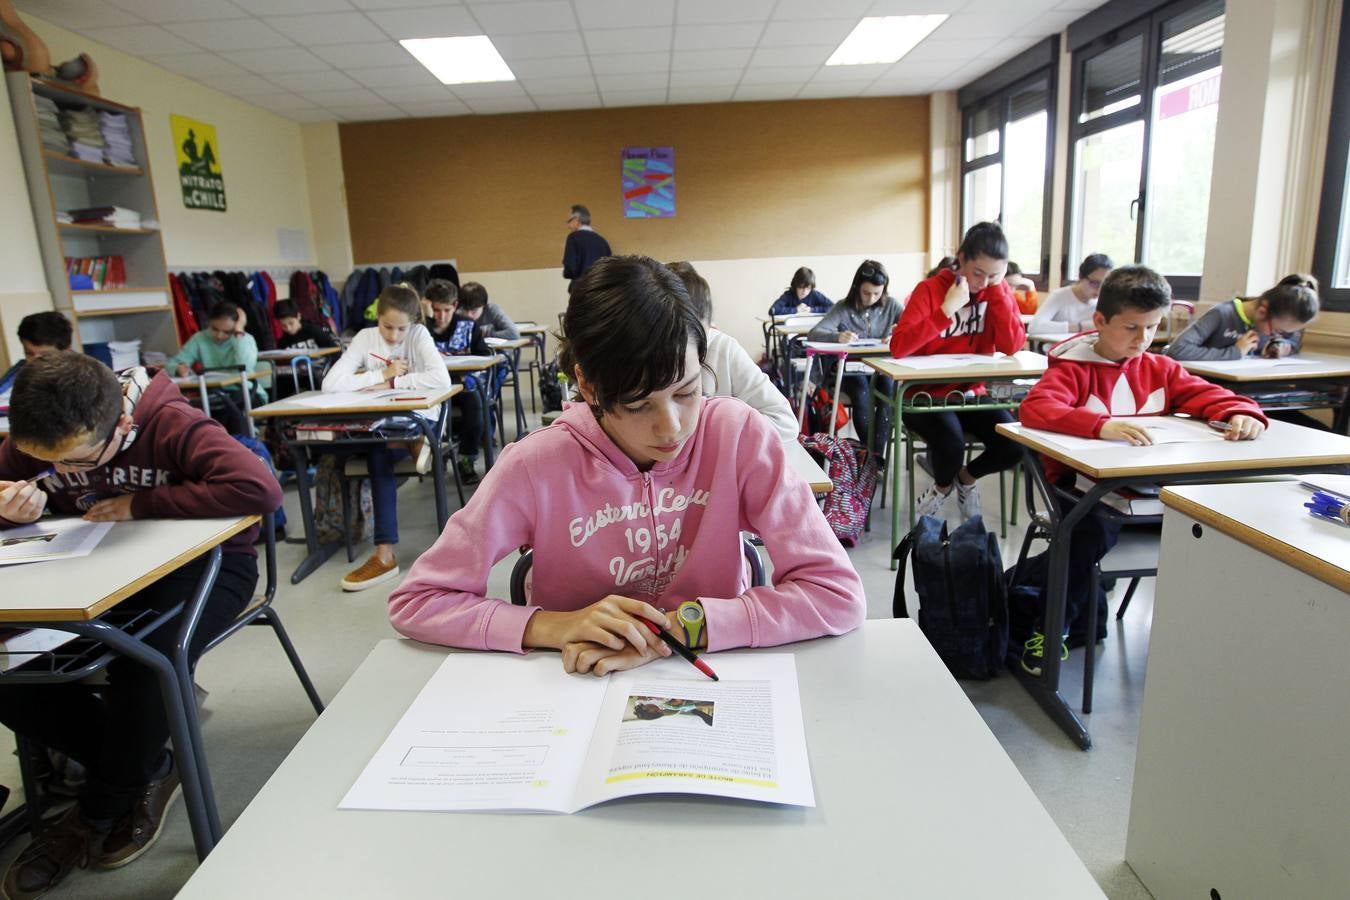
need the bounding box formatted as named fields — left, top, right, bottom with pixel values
left=959, top=49, right=1057, bottom=284
left=1311, top=0, right=1350, bottom=311
left=1065, top=0, right=1224, bottom=295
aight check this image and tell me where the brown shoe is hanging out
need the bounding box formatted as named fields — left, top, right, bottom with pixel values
left=2, top=805, right=105, bottom=899
left=340, top=553, right=399, bottom=592
left=96, top=757, right=181, bottom=870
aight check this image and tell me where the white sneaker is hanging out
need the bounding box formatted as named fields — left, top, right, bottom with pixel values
left=413, top=439, right=433, bottom=475
left=915, top=483, right=952, bottom=518
left=956, top=482, right=982, bottom=521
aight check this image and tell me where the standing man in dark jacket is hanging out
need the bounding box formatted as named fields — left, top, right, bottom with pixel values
left=561, top=204, right=611, bottom=286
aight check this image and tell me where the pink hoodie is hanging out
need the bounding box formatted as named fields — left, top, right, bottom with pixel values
left=388, top=397, right=865, bottom=653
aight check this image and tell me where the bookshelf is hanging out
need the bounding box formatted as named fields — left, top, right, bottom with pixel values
left=4, top=72, right=176, bottom=357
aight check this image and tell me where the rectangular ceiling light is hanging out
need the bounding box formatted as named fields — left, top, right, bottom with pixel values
left=827, top=15, right=948, bottom=66
left=400, top=36, right=515, bottom=84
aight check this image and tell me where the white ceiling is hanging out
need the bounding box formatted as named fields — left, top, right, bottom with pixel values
left=17, top=0, right=1101, bottom=122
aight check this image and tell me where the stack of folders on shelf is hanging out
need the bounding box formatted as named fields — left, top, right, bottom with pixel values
left=35, top=95, right=68, bottom=154
left=99, top=111, right=135, bottom=166
left=293, top=419, right=391, bottom=441
left=60, top=106, right=104, bottom=162
left=66, top=206, right=142, bottom=229
left=1075, top=475, right=1162, bottom=516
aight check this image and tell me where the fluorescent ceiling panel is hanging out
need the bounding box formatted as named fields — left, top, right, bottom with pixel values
left=401, top=36, right=516, bottom=84
left=826, top=15, right=948, bottom=66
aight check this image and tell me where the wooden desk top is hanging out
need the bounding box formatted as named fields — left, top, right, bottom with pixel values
left=249, top=385, right=460, bottom=419
left=1161, top=481, right=1349, bottom=593
left=515, top=324, right=547, bottom=335
left=1177, top=352, right=1350, bottom=382
left=176, top=622, right=1102, bottom=900
left=443, top=353, right=507, bottom=373
left=173, top=370, right=259, bottom=391
left=484, top=337, right=531, bottom=350
left=773, top=321, right=823, bottom=337
left=257, top=347, right=341, bottom=361
left=998, top=418, right=1350, bottom=480
left=0, top=516, right=256, bottom=622
left=785, top=438, right=832, bottom=493
left=867, top=350, right=1048, bottom=383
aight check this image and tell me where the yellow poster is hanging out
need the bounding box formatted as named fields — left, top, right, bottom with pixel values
left=170, top=114, right=226, bottom=212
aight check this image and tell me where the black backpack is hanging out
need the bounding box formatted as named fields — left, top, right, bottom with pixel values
left=893, top=514, right=1008, bottom=680
left=540, top=360, right=564, bottom=413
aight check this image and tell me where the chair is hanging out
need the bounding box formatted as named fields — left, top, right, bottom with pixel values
left=509, top=537, right=766, bottom=606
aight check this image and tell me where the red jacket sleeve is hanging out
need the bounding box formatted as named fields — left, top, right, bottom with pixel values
left=890, top=278, right=951, bottom=357
left=1160, top=357, right=1270, bottom=425
left=982, top=283, right=1026, bottom=354
left=1018, top=364, right=1110, bottom=438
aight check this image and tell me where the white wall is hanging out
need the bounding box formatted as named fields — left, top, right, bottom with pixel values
left=302, top=122, right=353, bottom=278
left=0, top=77, right=51, bottom=368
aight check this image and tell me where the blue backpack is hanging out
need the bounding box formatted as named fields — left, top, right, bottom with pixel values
left=892, top=514, right=1008, bottom=680
left=233, top=434, right=287, bottom=538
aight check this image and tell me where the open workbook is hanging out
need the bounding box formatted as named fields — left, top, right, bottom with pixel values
left=340, top=652, right=814, bottom=813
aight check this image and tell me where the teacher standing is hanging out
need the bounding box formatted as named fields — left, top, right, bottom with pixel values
left=562, top=204, right=611, bottom=287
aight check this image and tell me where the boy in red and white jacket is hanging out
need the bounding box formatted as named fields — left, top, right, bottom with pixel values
left=1015, top=266, right=1266, bottom=674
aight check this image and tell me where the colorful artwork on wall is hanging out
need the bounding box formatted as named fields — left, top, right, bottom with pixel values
left=622, top=146, right=674, bottom=218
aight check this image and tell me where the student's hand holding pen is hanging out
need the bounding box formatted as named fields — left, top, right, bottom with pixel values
left=1213, top=414, right=1265, bottom=441
left=381, top=358, right=409, bottom=381
left=941, top=274, right=971, bottom=318
left=1099, top=419, right=1154, bottom=445
left=1235, top=330, right=1260, bottom=355
left=523, top=595, right=671, bottom=674
left=0, top=479, right=48, bottom=524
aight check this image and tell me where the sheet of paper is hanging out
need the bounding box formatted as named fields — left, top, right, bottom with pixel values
left=0, top=519, right=113, bottom=567
left=286, top=390, right=418, bottom=409
left=1021, top=416, right=1224, bottom=452
left=1192, top=357, right=1323, bottom=375
left=340, top=653, right=607, bottom=813
left=575, top=653, right=815, bottom=809
left=443, top=355, right=500, bottom=368
left=892, top=353, right=1008, bottom=370
left=804, top=340, right=883, bottom=351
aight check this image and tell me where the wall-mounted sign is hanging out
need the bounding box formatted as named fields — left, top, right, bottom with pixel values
left=622, top=146, right=674, bottom=218
left=171, top=114, right=227, bottom=212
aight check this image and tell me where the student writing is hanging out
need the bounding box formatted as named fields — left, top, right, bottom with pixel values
left=768, top=266, right=833, bottom=316
left=275, top=299, right=338, bottom=351
left=0, top=311, right=71, bottom=404
left=1016, top=266, right=1267, bottom=672
left=1164, top=273, right=1320, bottom=362
left=388, top=255, right=864, bottom=675
left=425, top=279, right=489, bottom=485
left=1028, top=253, right=1113, bottom=335
left=166, top=300, right=267, bottom=434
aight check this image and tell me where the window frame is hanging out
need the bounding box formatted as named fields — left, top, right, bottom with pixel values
left=1063, top=0, right=1224, bottom=298
left=958, top=38, right=1058, bottom=288
left=1311, top=4, right=1350, bottom=313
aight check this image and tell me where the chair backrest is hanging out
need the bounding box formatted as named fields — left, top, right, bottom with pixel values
left=509, top=538, right=766, bottom=606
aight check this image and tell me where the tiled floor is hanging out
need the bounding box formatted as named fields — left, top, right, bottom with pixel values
left=0, top=407, right=1155, bottom=899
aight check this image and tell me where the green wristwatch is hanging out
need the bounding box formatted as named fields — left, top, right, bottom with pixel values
left=677, top=600, right=705, bottom=649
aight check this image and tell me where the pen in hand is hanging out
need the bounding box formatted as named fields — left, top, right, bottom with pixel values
left=639, top=619, right=719, bottom=681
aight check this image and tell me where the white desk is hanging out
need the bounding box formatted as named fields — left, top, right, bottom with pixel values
left=257, top=346, right=340, bottom=393
left=1127, top=482, right=1350, bottom=899
left=444, top=353, right=508, bottom=468
left=178, top=620, right=1102, bottom=900
left=1178, top=352, right=1350, bottom=432
left=997, top=419, right=1350, bottom=748
left=784, top=437, right=832, bottom=494
left=173, top=369, right=262, bottom=435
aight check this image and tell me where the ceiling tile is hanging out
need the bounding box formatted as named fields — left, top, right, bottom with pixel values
left=463, top=96, right=539, bottom=114
left=109, top=0, right=251, bottom=22
left=81, top=24, right=202, bottom=56
left=519, top=75, right=598, bottom=95
left=675, top=0, right=774, bottom=25
left=450, top=81, right=530, bottom=100
left=166, top=19, right=293, bottom=50
left=899, top=37, right=996, bottom=63
left=367, top=7, right=482, bottom=40
left=738, top=67, right=812, bottom=86
left=673, top=23, right=763, bottom=50
left=749, top=45, right=833, bottom=68
left=595, top=71, right=667, bottom=91
left=865, top=0, right=954, bottom=11
left=732, top=84, right=800, bottom=101
left=887, top=56, right=970, bottom=79
left=492, top=31, right=586, bottom=58
left=470, top=2, right=576, bottom=34
left=589, top=51, right=670, bottom=75
left=396, top=99, right=474, bottom=117
left=300, top=88, right=389, bottom=105
left=208, top=73, right=290, bottom=96
left=584, top=26, right=671, bottom=54
left=281, top=108, right=340, bottom=122
left=329, top=104, right=407, bottom=120
left=532, top=92, right=602, bottom=110
left=508, top=56, right=592, bottom=78
left=760, top=19, right=857, bottom=48
left=149, top=53, right=249, bottom=78
left=351, top=0, right=471, bottom=8
left=773, top=0, right=872, bottom=19
left=13, top=0, right=138, bottom=29
left=231, top=0, right=352, bottom=12
left=668, top=85, right=735, bottom=104
left=312, top=42, right=418, bottom=68
left=373, top=84, right=459, bottom=102
left=225, top=47, right=332, bottom=73
left=573, top=0, right=674, bottom=30
left=265, top=12, right=387, bottom=44
left=670, top=48, right=751, bottom=71
left=668, top=68, right=741, bottom=87
left=812, top=62, right=890, bottom=82
left=347, top=65, right=442, bottom=87
left=248, top=91, right=318, bottom=110
left=861, top=78, right=928, bottom=96
left=795, top=80, right=872, bottom=98
left=601, top=88, right=668, bottom=107
left=267, top=69, right=361, bottom=92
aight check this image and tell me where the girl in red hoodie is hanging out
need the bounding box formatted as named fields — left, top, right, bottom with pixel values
left=890, top=222, right=1027, bottom=521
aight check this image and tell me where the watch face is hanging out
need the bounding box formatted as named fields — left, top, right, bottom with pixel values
left=679, top=604, right=703, bottom=624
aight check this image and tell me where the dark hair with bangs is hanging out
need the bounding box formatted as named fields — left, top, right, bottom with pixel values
left=558, top=255, right=707, bottom=412
left=843, top=259, right=890, bottom=309
left=958, top=221, right=1009, bottom=262
left=11, top=352, right=122, bottom=454
left=17, top=312, right=72, bottom=350
left=425, top=279, right=457, bottom=304
left=1096, top=265, right=1172, bottom=319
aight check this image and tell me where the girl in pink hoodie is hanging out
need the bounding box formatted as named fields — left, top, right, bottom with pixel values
left=389, top=256, right=864, bottom=676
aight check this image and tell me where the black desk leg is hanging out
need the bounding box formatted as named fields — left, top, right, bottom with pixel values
left=170, top=547, right=226, bottom=843
left=511, top=350, right=527, bottom=439
left=480, top=376, right=496, bottom=471
left=285, top=435, right=341, bottom=584
left=420, top=416, right=450, bottom=529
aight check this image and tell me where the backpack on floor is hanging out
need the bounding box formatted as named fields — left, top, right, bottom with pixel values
left=232, top=434, right=287, bottom=538
left=893, top=514, right=1008, bottom=680
left=540, top=360, right=564, bottom=413
left=312, top=454, right=372, bottom=545
left=800, top=434, right=877, bottom=546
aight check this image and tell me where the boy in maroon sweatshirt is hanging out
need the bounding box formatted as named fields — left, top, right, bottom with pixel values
left=1015, top=266, right=1266, bottom=674
left=0, top=353, right=282, bottom=897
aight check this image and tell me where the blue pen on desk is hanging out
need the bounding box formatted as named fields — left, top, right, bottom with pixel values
left=1305, top=491, right=1350, bottom=527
